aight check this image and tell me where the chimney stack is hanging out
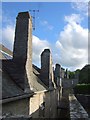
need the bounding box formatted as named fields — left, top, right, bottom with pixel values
left=13, top=12, right=32, bottom=92
left=41, top=49, right=55, bottom=88
left=55, top=64, right=61, bottom=87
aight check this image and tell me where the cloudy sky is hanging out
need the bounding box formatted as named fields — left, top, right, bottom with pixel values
left=1, top=1, right=88, bottom=71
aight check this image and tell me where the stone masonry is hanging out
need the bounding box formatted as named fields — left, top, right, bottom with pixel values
left=41, top=49, right=55, bottom=88
left=13, top=12, right=32, bottom=92
left=55, top=64, right=61, bottom=87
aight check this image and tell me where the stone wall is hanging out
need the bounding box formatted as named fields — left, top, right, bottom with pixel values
left=62, top=79, right=78, bottom=89
left=2, top=98, right=30, bottom=117
left=30, top=91, right=45, bottom=117
left=30, top=90, right=58, bottom=118
left=2, top=89, right=60, bottom=118
left=69, top=94, right=89, bottom=119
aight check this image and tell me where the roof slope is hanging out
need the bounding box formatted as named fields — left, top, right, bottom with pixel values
left=0, top=44, right=12, bottom=59
left=2, top=70, right=24, bottom=99
left=0, top=44, right=13, bottom=56
left=2, top=60, right=25, bottom=90
left=1, top=61, right=48, bottom=99
left=0, top=44, right=48, bottom=100
left=32, top=64, right=48, bottom=92
left=1, top=59, right=33, bottom=100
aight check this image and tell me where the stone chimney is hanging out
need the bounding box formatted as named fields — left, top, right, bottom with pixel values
left=55, top=64, right=61, bottom=87
left=13, top=12, right=32, bottom=92
left=65, top=69, right=69, bottom=79
left=41, top=49, right=55, bottom=88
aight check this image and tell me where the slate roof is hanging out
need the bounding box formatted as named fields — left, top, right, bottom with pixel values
left=0, top=45, right=48, bottom=100
left=1, top=59, right=34, bottom=100
left=0, top=44, right=13, bottom=56
left=1, top=60, right=48, bottom=99
left=2, top=70, right=24, bottom=99
left=32, top=64, right=48, bottom=92
left=2, top=59, right=26, bottom=90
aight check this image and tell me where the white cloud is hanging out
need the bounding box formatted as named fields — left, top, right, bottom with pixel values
left=55, top=14, right=88, bottom=70
left=40, top=20, right=54, bottom=30
left=2, top=25, right=15, bottom=51
left=71, top=1, right=88, bottom=16
left=65, top=14, right=82, bottom=24
left=2, top=24, right=50, bottom=67
left=1, top=11, right=88, bottom=71
left=2, top=14, right=88, bottom=71
left=1, top=10, right=16, bottom=50
left=32, top=35, right=50, bottom=66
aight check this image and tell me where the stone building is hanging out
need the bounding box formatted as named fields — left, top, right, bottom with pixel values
left=0, top=11, right=62, bottom=118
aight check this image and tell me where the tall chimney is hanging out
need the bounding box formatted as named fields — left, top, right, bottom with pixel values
left=41, top=49, right=55, bottom=88
left=55, top=64, right=61, bottom=87
left=13, top=12, right=32, bottom=92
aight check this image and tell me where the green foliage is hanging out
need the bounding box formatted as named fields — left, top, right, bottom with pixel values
left=69, top=71, right=75, bottom=79
left=74, top=84, right=90, bottom=95
left=79, top=64, right=90, bottom=84
left=67, top=64, right=90, bottom=84
left=68, top=69, right=80, bottom=79
left=75, top=69, right=80, bottom=75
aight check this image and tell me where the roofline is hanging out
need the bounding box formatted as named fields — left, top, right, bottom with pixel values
left=1, top=92, right=34, bottom=104
left=0, top=44, right=13, bottom=56
left=1, top=87, right=59, bottom=104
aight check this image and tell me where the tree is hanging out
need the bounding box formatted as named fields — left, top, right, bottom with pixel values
left=69, top=71, right=75, bottom=79
left=79, top=64, right=90, bottom=84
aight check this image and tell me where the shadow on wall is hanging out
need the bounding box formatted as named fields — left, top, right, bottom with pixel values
left=30, top=90, right=58, bottom=118
left=2, top=97, right=30, bottom=119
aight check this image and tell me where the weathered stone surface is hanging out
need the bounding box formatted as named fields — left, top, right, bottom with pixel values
left=13, top=11, right=32, bottom=92
left=69, top=94, right=89, bottom=119
left=61, top=68, right=65, bottom=79
left=54, top=64, right=61, bottom=87
left=30, top=90, right=57, bottom=118
left=40, top=49, right=55, bottom=88
left=2, top=98, right=30, bottom=117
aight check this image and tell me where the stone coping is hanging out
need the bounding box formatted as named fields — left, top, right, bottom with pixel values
left=69, top=94, right=89, bottom=119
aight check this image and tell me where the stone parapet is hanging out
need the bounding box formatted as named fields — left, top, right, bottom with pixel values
left=69, top=94, right=89, bottom=119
